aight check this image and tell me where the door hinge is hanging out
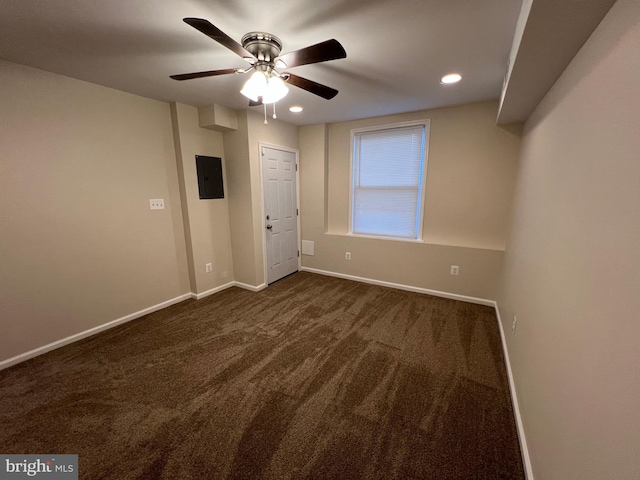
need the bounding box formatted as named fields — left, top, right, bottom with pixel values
left=295, top=163, right=298, bottom=171
left=298, top=250, right=300, bottom=257
left=296, top=208, right=299, bottom=216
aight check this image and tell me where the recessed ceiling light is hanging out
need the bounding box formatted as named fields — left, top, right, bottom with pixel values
left=441, top=73, right=462, bottom=84
left=289, top=106, right=303, bottom=113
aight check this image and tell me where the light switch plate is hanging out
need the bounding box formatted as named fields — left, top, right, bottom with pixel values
left=150, top=199, right=165, bottom=210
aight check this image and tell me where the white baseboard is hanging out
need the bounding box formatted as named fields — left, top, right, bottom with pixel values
left=0, top=293, right=192, bottom=371
left=193, top=281, right=235, bottom=300
left=193, top=281, right=266, bottom=298
left=0, top=272, right=532, bottom=480
left=1, top=268, right=490, bottom=370
left=233, top=281, right=267, bottom=292
left=493, top=301, right=534, bottom=479
left=300, top=267, right=494, bottom=306
left=300, top=267, right=532, bottom=476
left=1, top=279, right=274, bottom=370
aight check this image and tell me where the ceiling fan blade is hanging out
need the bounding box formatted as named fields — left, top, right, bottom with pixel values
left=283, top=73, right=339, bottom=100
left=183, top=18, right=256, bottom=62
left=276, top=39, right=346, bottom=68
left=170, top=68, right=237, bottom=81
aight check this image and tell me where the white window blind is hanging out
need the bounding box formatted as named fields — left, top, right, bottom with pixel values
left=351, top=123, right=427, bottom=239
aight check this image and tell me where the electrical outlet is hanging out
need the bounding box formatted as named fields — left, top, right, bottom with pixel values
left=450, top=265, right=459, bottom=275
left=345, top=252, right=351, bottom=260
left=512, top=315, right=518, bottom=335
left=149, top=199, right=165, bottom=210
left=205, top=263, right=213, bottom=273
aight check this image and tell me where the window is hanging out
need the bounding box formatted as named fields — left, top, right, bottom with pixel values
left=350, top=121, right=429, bottom=240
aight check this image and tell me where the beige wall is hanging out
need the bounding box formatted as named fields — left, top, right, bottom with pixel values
left=0, top=61, right=189, bottom=362
left=223, top=110, right=257, bottom=286
left=300, top=124, right=328, bottom=241
left=497, top=1, right=640, bottom=478
left=171, top=102, right=234, bottom=294
left=300, top=101, right=521, bottom=300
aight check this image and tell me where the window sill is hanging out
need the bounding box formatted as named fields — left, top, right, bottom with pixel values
left=324, top=232, right=506, bottom=252
left=344, top=232, right=425, bottom=243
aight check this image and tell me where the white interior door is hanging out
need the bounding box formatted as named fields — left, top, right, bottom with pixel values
left=262, top=146, right=299, bottom=284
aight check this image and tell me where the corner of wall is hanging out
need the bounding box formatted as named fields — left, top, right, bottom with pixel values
left=170, top=102, right=198, bottom=293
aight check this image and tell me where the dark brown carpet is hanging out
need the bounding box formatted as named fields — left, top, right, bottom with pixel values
left=0, top=272, right=524, bottom=479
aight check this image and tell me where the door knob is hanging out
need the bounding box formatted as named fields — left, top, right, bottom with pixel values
left=266, top=224, right=273, bottom=230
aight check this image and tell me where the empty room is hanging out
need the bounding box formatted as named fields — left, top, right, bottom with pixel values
left=1, top=0, right=638, bottom=479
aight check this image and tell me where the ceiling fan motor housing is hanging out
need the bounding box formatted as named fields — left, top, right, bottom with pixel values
left=241, top=32, right=283, bottom=65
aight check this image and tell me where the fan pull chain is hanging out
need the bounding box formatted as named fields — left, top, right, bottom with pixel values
left=272, top=103, right=277, bottom=119
left=263, top=103, right=268, bottom=124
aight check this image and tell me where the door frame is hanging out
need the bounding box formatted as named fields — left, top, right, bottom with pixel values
left=258, top=142, right=301, bottom=285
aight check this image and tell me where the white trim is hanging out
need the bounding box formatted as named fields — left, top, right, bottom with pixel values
left=348, top=129, right=355, bottom=232
left=193, top=281, right=235, bottom=300
left=296, top=154, right=302, bottom=272
left=259, top=142, right=269, bottom=287
left=0, top=293, right=192, bottom=371
left=492, top=301, right=534, bottom=479
left=349, top=119, right=431, bottom=241
left=233, top=281, right=267, bottom=292
left=259, top=142, right=301, bottom=285
left=300, top=267, right=494, bottom=306
left=324, top=232, right=506, bottom=252
left=344, top=232, right=427, bottom=243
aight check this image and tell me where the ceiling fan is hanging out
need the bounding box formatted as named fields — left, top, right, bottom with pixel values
left=170, top=18, right=347, bottom=106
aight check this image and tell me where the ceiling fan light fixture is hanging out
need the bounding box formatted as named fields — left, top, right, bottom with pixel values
left=262, top=75, right=289, bottom=104
left=240, top=71, right=268, bottom=101
left=441, top=73, right=462, bottom=84
left=289, top=106, right=303, bottom=113
left=171, top=19, right=345, bottom=103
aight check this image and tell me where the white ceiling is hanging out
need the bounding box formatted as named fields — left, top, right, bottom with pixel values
left=0, top=0, right=523, bottom=126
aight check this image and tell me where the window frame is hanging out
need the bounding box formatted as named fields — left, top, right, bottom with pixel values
left=348, top=119, right=430, bottom=241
